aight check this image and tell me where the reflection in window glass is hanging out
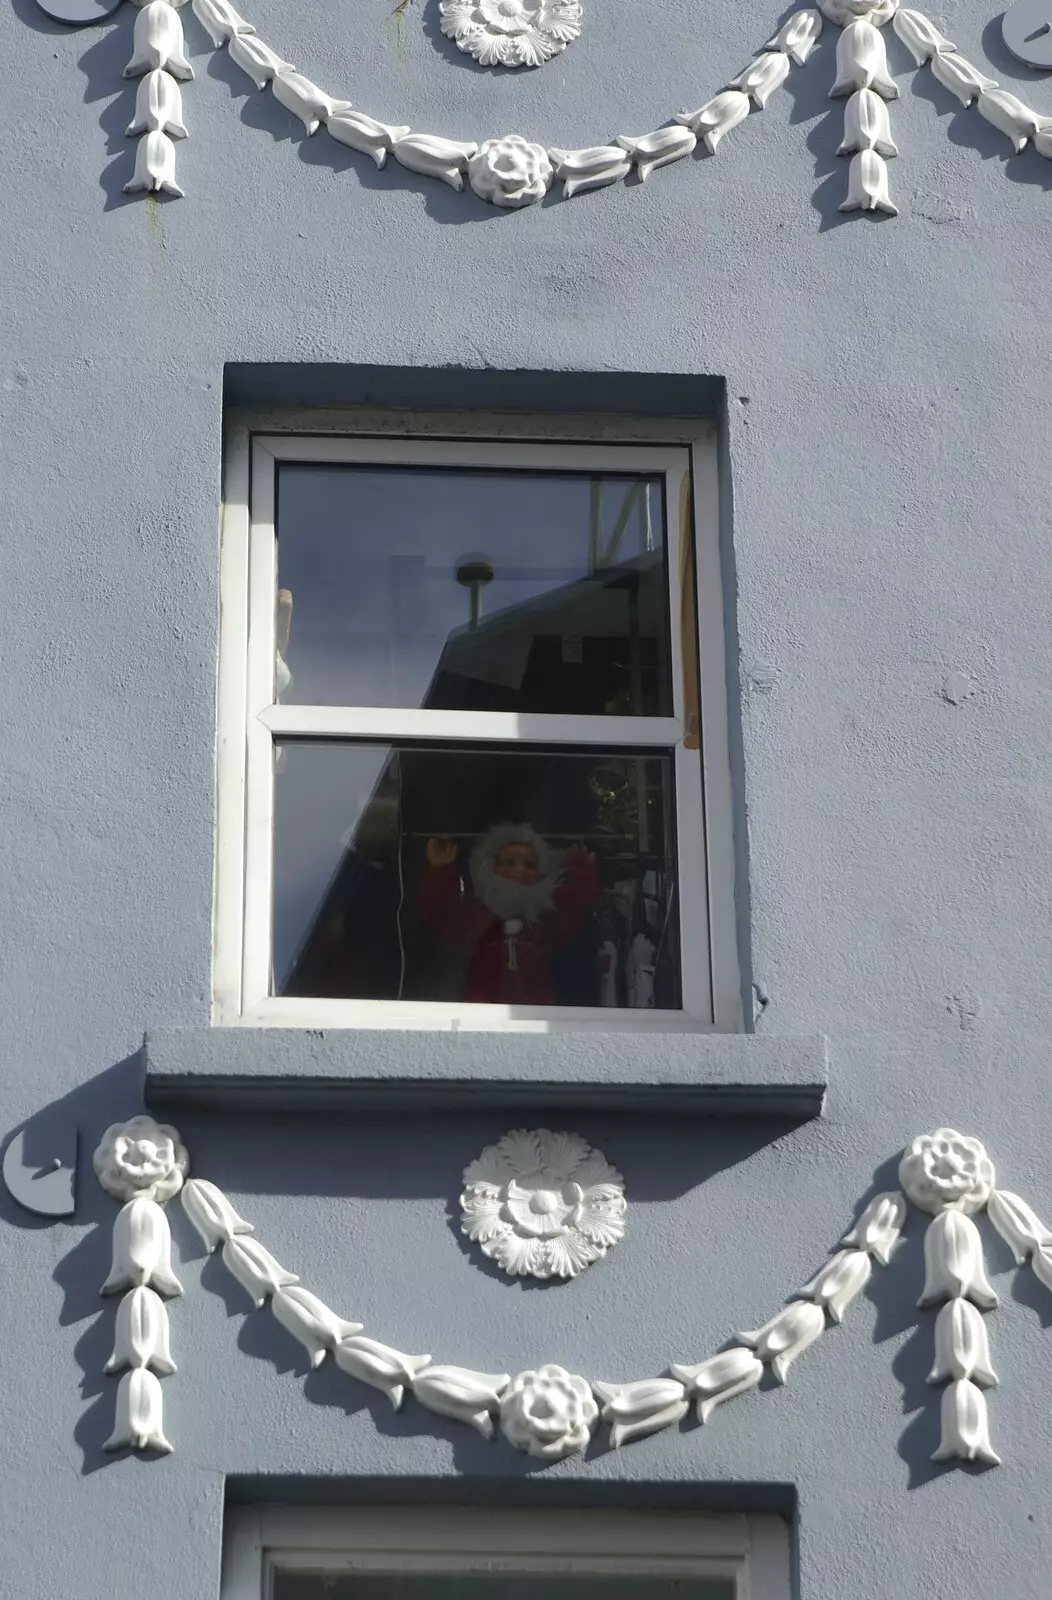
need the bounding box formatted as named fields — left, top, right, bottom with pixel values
left=276, top=466, right=671, bottom=716
left=272, top=743, right=680, bottom=1009
left=272, top=1576, right=734, bottom=1600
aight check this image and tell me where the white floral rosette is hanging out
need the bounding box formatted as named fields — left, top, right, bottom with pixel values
left=898, top=1128, right=995, bottom=1215
left=819, top=0, right=897, bottom=25
left=469, top=135, right=554, bottom=207
left=461, top=1128, right=626, bottom=1279
left=439, top=0, right=583, bottom=68
left=500, top=1363, right=599, bottom=1459
left=93, top=1115, right=189, bottom=1204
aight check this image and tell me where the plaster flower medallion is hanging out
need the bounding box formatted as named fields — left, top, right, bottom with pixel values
left=93, top=1115, right=189, bottom=1204
left=500, top=1364, right=599, bottom=1459
left=468, top=134, right=554, bottom=205
left=819, top=0, right=898, bottom=25
left=460, top=1127, right=626, bottom=1278
left=899, top=1128, right=995, bottom=1215
left=439, top=0, right=583, bottom=68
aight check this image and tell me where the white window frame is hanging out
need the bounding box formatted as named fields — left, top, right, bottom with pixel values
left=221, top=1506, right=791, bottom=1600
left=214, top=411, right=740, bottom=1032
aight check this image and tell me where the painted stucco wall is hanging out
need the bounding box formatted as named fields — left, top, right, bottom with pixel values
left=3, top=0, right=1052, bottom=1594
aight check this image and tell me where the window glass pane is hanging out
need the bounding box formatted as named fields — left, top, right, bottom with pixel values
left=272, top=1576, right=734, bottom=1600
left=275, top=465, right=672, bottom=716
left=272, top=742, right=681, bottom=1009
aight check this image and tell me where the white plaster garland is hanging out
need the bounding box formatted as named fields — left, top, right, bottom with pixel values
left=460, top=1128, right=626, bottom=1279
left=93, top=1117, right=187, bottom=1451
left=91, top=1121, right=1052, bottom=1469
left=98, top=0, right=1052, bottom=209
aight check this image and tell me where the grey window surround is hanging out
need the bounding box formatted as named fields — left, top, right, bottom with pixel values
left=142, top=1028, right=827, bottom=1117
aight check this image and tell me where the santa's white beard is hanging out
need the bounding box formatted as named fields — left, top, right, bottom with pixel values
left=470, top=862, right=560, bottom=926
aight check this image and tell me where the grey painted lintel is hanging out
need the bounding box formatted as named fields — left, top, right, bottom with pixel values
left=143, top=1028, right=827, bottom=1118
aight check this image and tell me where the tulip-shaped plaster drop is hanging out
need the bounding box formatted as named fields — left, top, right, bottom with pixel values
left=227, top=34, right=295, bottom=90
left=739, top=1300, right=826, bottom=1384
left=181, top=1178, right=254, bottom=1253
left=411, top=1365, right=512, bottom=1438
left=930, top=51, right=996, bottom=107
left=328, top=112, right=413, bottom=169
left=728, top=52, right=791, bottom=109
left=191, top=0, right=254, bottom=46
left=764, top=9, right=824, bottom=66
left=987, top=1189, right=1052, bottom=1263
left=671, top=1347, right=764, bottom=1423
left=125, top=2, right=194, bottom=81
left=616, top=126, right=697, bottom=181
left=548, top=145, right=633, bottom=198
left=271, top=1286, right=363, bottom=1367
left=801, top=1248, right=872, bottom=1323
left=102, top=1197, right=183, bottom=1296
left=391, top=134, right=479, bottom=191
left=333, top=1336, right=431, bottom=1409
left=842, top=1191, right=907, bottom=1264
left=675, top=92, right=751, bottom=153
left=831, top=20, right=898, bottom=98
left=222, top=1236, right=299, bottom=1307
left=591, top=1378, right=689, bottom=1448
left=105, top=1368, right=173, bottom=1453
left=892, top=7, right=955, bottom=64
left=976, top=89, right=1047, bottom=153
left=838, top=89, right=898, bottom=156
left=105, top=1286, right=176, bottom=1375
left=124, top=129, right=184, bottom=197
left=933, top=1378, right=1000, bottom=1465
left=127, top=69, right=187, bottom=139
left=919, top=1209, right=997, bottom=1309
left=840, top=150, right=897, bottom=215
left=928, top=1297, right=998, bottom=1387
left=271, top=70, right=351, bottom=135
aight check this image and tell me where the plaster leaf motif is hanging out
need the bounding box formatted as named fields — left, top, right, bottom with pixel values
left=102, top=1197, right=183, bottom=1297
left=439, top=0, right=582, bottom=69
left=842, top=1191, right=907, bottom=1264
left=932, top=1378, right=1000, bottom=1465
left=919, top=1209, right=997, bottom=1309
left=271, top=70, right=350, bottom=135
left=548, top=145, right=632, bottom=198
left=929, top=50, right=997, bottom=106
left=333, top=1336, right=431, bottom=1409
left=181, top=1178, right=254, bottom=1252
left=674, top=91, right=751, bottom=153
left=391, top=133, right=479, bottom=190
left=105, top=1286, right=176, bottom=1376
left=328, top=111, right=412, bottom=168
left=831, top=20, right=898, bottom=98
left=986, top=1189, right=1052, bottom=1264
left=271, top=1286, right=364, bottom=1367
left=616, top=126, right=697, bottom=181
left=127, top=68, right=188, bottom=138
left=739, top=1300, right=826, bottom=1383
left=976, top=88, right=1047, bottom=152
left=411, top=1364, right=511, bottom=1438
left=764, top=9, right=824, bottom=66
left=227, top=33, right=294, bottom=89
left=105, top=1369, right=173, bottom=1453
left=124, top=2, right=194, bottom=81
left=928, top=1297, right=998, bottom=1386
left=221, top=1236, right=298, bottom=1307
left=892, top=7, right=955, bottom=63
left=727, top=51, right=791, bottom=109
left=801, top=1248, right=872, bottom=1322
left=592, top=1378, right=689, bottom=1448
left=838, top=88, right=898, bottom=155
left=500, top=1364, right=598, bottom=1460
left=671, top=1348, right=765, bottom=1422
left=460, top=1128, right=625, bottom=1280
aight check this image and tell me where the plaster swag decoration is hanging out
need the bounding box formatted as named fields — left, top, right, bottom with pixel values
left=54, top=0, right=1052, bottom=208
left=459, top=1128, right=626, bottom=1279
left=439, top=0, right=583, bottom=69
left=93, top=1117, right=188, bottom=1451
left=81, top=1123, right=1052, bottom=1469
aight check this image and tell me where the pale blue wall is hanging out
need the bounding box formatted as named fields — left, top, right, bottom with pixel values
left=3, top=0, right=1052, bottom=1594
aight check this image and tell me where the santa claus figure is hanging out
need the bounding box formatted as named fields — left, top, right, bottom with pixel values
left=419, top=822, right=601, bottom=1005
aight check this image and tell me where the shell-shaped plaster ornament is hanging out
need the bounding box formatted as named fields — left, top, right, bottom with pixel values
left=801, top=1248, right=873, bottom=1323
left=328, top=111, right=412, bottom=168
left=191, top=0, right=253, bottom=45
left=842, top=1191, right=907, bottom=1264
left=919, top=1209, right=997, bottom=1309
left=671, top=1347, right=765, bottom=1423
left=411, top=1365, right=511, bottom=1438
left=228, top=33, right=294, bottom=89
left=831, top=20, right=898, bottom=97
left=739, top=1300, right=826, bottom=1384
left=469, top=135, right=553, bottom=207
left=592, top=1378, right=688, bottom=1449
left=929, top=1297, right=998, bottom=1386
left=675, top=90, right=751, bottom=152
left=930, top=50, right=997, bottom=106
left=439, top=0, right=582, bottom=68
left=932, top=1378, right=1000, bottom=1465
left=333, top=1336, right=431, bottom=1409
left=764, top=8, right=823, bottom=66
left=125, top=2, right=194, bottom=81
left=840, top=149, right=897, bottom=213
left=102, top=1197, right=183, bottom=1296
left=221, top=1236, right=298, bottom=1307
left=987, top=1189, right=1052, bottom=1264
left=392, top=133, right=479, bottom=190
left=105, top=1368, right=172, bottom=1453
left=838, top=88, right=898, bottom=155
left=977, top=88, right=1047, bottom=152
left=548, top=145, right=632, bottom=198
left=181, top=1178, right=254, bottom=1253
left=272, top=70, right=350, bottom=135
left=892, top=7, right=954, bottom=63
left=727, top=51, right=791, bottom=109
left=105, top=1286, right=176, bottom=1375
left=271, top=1286, right=364, bottom=1367
left=124, top=130, right=184, bottom=196
left=616, top=126, right=696, bottom=181
left=127, top=69, right=187, bottom=138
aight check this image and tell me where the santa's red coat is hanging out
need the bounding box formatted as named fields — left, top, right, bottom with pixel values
left=419, top=854, right=601, bottom=1005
